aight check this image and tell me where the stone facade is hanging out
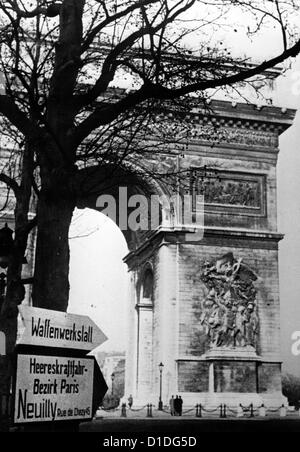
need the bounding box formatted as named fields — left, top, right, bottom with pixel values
left=124, top=100, right=296, bottom=408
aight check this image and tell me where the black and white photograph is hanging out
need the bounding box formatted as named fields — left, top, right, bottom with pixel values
left=0, top=0, right=300, bottom=439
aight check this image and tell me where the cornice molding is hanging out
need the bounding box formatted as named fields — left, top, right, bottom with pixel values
left=124, top=226, right=284, bottom=265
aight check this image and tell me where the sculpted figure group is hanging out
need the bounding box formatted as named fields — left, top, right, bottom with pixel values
left=199, top=253, right=259, bottom=349
left=197, top=178, right=260, bottom=207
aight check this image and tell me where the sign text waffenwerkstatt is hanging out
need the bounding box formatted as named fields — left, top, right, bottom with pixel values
left=31, top=317, right=93, bottom=344
left=18, top=306, right=107, bottom=352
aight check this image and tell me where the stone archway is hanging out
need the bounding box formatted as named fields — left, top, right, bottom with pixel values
left=69, top=99, right=296, bottom=408
left=3, top=97, right=296, bottom=409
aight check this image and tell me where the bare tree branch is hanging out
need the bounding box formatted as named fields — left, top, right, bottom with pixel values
left=5, top=0, right=61, bottom=19
left=75, top=0, right=196, bottom=108
left=0, top=172, right=20, bottom=198
left=0, top=95, right=40, bottom=138
left=81, top=0, right=161, bottom=52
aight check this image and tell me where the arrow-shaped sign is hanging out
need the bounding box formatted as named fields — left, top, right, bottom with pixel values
left=18, top=306, right=107, bottom=352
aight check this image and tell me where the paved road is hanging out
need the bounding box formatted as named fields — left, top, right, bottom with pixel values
left=80, top=407, right=300, bottom=433
left=80, top=417, right=300, bottom=432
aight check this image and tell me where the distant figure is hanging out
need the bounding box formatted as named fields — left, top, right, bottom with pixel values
left=174, top=395, right=180, bottom=416
left=169, top=395, right=175, bottom=416
left=128, top=394, right=133, bottom=409
left=178, top=396, right=183, bottom=416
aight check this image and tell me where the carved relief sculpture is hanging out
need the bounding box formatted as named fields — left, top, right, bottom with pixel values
left=191, top=172, right=261, bottom=208
left=199, top=253, right=259, bottom=351
left=199, top=179, right=260, bottom=207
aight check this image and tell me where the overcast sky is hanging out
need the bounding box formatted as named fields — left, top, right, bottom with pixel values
left=277, top=57, right=300, bottom=375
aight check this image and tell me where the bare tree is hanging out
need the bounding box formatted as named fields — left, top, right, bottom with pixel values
left=282, top=373, right=300, bottom=409
left=0, top=0, right=299, bottom=412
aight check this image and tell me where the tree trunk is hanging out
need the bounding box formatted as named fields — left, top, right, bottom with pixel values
left=0, top=246, right=24, bottom=430
left=0, top=143, right=34, bottom=430
left=32, top=195, right=75, bottom=312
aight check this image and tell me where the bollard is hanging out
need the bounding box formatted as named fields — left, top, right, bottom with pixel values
left=147, top=404, right=153, bottom=418
left=223, top=404, right=227, bottom=418
left=259, top=404, right=266, bottom=417
left=237, top=404, right=244, bottom=418
left=121, top=403, right=127, bottom=417
left=250, top=403, right=254, bottom=418
left=196, top=404, right=202, bottom=418
left=280, top=404, right=287, bottom=418
left=198, top=404, right=202, bottom=418
left=219, top=404, right=223, bottom=418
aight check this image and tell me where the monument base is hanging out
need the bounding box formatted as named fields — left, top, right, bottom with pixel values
left=204, top=346, right=259, bottom=361
left=176, top=392, right=287, bottom=409
left=176, top=347, right=287, bottom=410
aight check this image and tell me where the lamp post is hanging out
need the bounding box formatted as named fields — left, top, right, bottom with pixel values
left=0, top=224, right=14, bottom=310
left=158, top=362, right=164, bottom=411
left=111, top=372, right=115, bottom=396
left=0, top=223, right=14, bottom=269
left=0, top=223, right=28, bottom=310
left=0, top=273, right=6, bottom=311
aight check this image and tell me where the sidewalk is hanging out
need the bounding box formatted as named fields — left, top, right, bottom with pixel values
left=81, top=415, right=300, bottom=433
left=95, top=405, right=300, bottom=421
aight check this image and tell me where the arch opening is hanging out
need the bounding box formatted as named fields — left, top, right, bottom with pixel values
left=68, top=164, right=169, bottom=406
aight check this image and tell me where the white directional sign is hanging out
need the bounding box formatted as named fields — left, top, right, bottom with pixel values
left=18, top=306, right=107, bottom=352
left=14, top=354, right=94, bottom=424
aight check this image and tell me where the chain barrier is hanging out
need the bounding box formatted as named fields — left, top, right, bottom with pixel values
left=182, top=407, right=196, bottom=415
left=201, top=406, right=220, bottom=413
left=267, top=406, right=284, bottom=413
left=227, top=407, right=238, bottom=416
left=129, top=405, right=148, bottom=412
left=160, top=407, right=195, bottom=416
left=99, top=401, right=288, bottom=419
left=240, top=403, right=255, bottom=417
left=240, top=404, right=251, bottom=411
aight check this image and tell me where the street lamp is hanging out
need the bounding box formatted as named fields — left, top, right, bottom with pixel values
left=0, top=273, right=6, bottom=310
left=0, top=223, right=27, bottom=309
left=0, top=222, right=27, bottom=268
left=0, top=223, right=14, bottom=269
left=0, top=223, right=14, bottom=309
left=158, top=362, right=164, bottom=411
left=111, top=372, right=115, bottom=396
